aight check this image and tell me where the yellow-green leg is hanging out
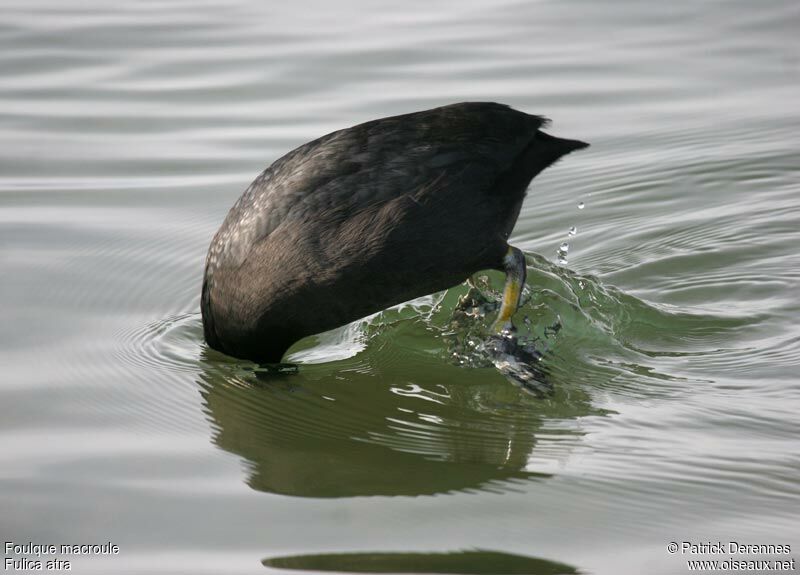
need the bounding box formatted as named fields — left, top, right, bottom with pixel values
left=493, top=246, right=527, bottom=333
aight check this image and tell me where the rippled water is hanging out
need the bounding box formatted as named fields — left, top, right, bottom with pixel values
left=2, top=0, right=798, bottom=574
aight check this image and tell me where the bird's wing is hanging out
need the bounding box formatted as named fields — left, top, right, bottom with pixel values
left=212, top=103, right=545, bottom=267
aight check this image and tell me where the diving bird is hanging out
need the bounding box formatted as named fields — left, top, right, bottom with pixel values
left=202, top=102, right=588, bottom=363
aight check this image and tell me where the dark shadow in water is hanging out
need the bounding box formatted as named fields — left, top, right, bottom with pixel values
left=196, top=342, right=601, bottom=497
left=262, top=549, right=579, bottom=574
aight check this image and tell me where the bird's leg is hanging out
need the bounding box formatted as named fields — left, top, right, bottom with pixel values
left=493, top=246, right=527, bottom=333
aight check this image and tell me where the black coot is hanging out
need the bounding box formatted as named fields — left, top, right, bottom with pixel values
left=202, top=102, right=588, bottom=363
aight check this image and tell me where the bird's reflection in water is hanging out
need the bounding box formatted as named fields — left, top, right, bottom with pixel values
left=196, top=341, right=600, bottom=498
left=262, top=549, right=580, bottom=574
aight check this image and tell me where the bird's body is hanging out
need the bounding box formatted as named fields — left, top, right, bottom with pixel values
left=202, top=102, right=588, bottom=363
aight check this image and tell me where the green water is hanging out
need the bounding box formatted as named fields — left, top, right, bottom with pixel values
left=1, top=1, right=798, bottom=574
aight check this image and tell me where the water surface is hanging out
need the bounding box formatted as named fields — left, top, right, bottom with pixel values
left=2, top=0, right=799, bottom=574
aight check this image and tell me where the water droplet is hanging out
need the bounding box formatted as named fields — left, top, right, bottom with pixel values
left=568, top=226, right=577, bottom=236
left=556, top=242, right=569, bottom=265
left=578, top=201, right=585, bottom=210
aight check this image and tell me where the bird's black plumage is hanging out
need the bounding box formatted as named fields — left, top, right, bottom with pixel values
left=202, top=102, right=588, bottom=362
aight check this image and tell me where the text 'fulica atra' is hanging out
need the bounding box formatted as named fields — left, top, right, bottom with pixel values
left=202, top=102, right=588, bottom=363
